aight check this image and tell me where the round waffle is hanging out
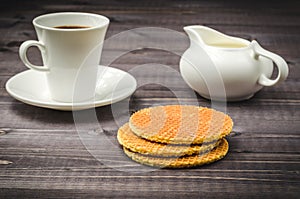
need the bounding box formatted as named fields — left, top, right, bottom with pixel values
left=117, top=123, right=221, bottom=157
left=129, top=105, right=233, bottom=144
left=123, top=138, right=229, bottom=168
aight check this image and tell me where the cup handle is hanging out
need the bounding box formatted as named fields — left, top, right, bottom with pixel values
left=19, top=40, right=50, bottom=72
left=252, top=40, right=289, bottom=86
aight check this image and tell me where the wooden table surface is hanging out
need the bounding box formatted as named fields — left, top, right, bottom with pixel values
left=1, top=0, right=299, bottom=198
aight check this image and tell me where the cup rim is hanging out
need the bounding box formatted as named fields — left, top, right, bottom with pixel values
left=33, top=12, right=110, bottom=31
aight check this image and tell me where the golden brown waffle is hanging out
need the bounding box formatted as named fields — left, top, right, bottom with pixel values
left=123, top=138, right=229, bottom=168
left=129, top=105, right=233, bottom=144
left=117, top=123, right=221, bottom=157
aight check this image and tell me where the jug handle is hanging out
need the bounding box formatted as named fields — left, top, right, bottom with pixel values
left=252, top=41, right=289, bottom=86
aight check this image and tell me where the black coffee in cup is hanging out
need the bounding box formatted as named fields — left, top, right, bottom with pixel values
left=54, top=25, right=91, bottom=29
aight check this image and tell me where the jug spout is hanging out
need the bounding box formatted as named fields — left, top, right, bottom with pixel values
left=183, top=26, right=206, bottom=45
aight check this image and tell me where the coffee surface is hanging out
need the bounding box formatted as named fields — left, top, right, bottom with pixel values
left=54, top=25, right=91, bottom=29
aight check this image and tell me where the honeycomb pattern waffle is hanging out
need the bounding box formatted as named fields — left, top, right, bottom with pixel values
left=117, top=123, right=221, bottom=157
left=129, top=105, right=233, bottom=144
left=123, top=138, right=229, bottom=168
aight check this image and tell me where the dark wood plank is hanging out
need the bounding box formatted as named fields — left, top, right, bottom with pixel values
left=0, top=129, right=299, bottom=198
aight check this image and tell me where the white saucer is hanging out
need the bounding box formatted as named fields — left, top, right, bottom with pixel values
left=6, top=65, right=137, bottom=111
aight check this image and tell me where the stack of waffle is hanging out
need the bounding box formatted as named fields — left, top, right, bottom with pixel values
left=117, top=105, right=233, bottom=168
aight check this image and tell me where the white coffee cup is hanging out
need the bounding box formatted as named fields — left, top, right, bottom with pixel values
left=19, top=12, right=109, bottom=102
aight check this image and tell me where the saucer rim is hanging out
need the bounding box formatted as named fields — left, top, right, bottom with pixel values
left=5, top=65, right=137, bottom=111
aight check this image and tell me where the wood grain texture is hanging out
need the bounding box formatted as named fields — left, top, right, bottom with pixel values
left=0, top=0, right=300, bottom=198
